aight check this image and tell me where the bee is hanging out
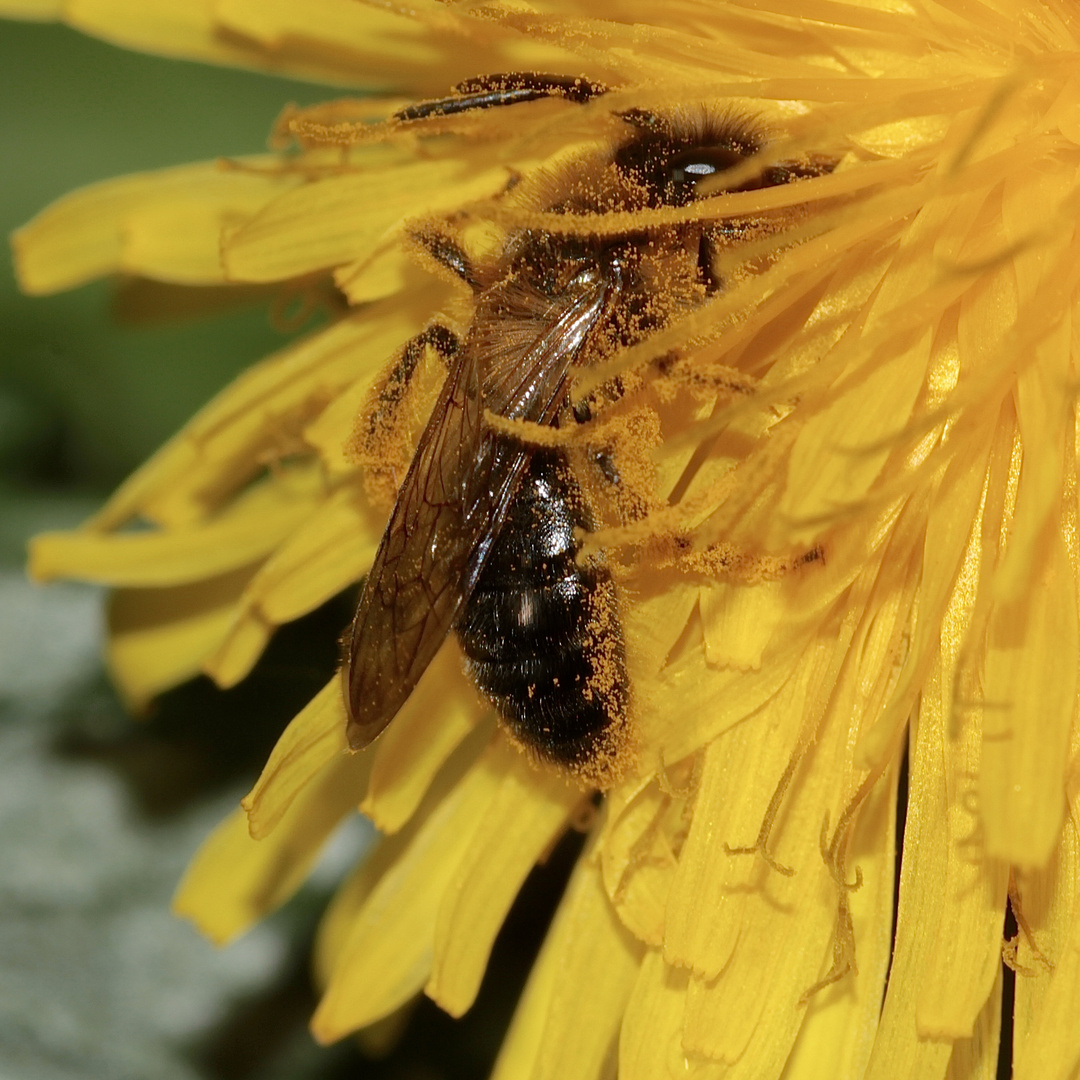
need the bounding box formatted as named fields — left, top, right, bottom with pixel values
left=342, top=73, right=833, bottom=786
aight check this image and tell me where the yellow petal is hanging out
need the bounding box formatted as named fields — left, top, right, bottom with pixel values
left=974, top=237, right=1077, bottom=864
left=361, top=643, right=484, bottom=834
left=216, top=0, right=580, bottom=91
left=29, top=463, right=322, bottom=586
left=119, top=201, right=246, bottom=285
left=107, top=566, right=255, bottom=708
left=62, top=0, right=388, bottom=86
left=302, top=373, right=388, bottom=478
left=173, top=747, right=372, bottom=945
left=676, top=657, right=873, bottom=1069
left=865, top=683, right=1006, bottom=1074
left=427, top=747, right=581, bottom=1017
left=63, top=0, right=283, bottom=75
left=600, top=780, right=680, bottom=947
left=0, top=0, right=62, bottom=16
left=251, top=487, right=377, bottom=626
left=777, top=322, right=932, bottom=548
left=1013, top=787, right=1080, bottom=1080
left=313, top=705, right=494, bottom=993
left=663, top=537, right=905, bottom=1069
left=700, top=578, right=784, bottom=671
left=308, top=721, right=483, bottom=992
left=992, top=165, right=1074, bottom=604
left=629, top=570, right=827, bottom=769
left=869, top=488, right=1006, bottom=1061
left=201, top=616, right=271, bottom=691
left=202, top=487, right=378, bottom=689
left=334, top=245, right=414, bottom=306
left=646, top=631, right=805, bottom=793
left=216, top=0, right=443, bottom=88
left=13, top=160, right=297, bottom=295
left=856, top=433, right=994, bottom=773
left=782, top=761, right=899, bottom=1080
left=491, top=849, right=641, bottom=1080
left=242, top=677, right=350, bottom=840
left=222, top=160, right=508, bottom=283
left=489, top=905, right=562, bottom=1080
left=663, top=637, right=837, bottom=978
left=980, top=525, right=1078, bottom=866
left=312, top=852, right=381, bottom=992
left=943, top=972, right=1004, bottom=1080
left=620, top=951, right=721, bottom=1080
left=310, top=739, right=506, bottom=1041
left=48, top=0, right=579, bottom=88
left=770, top=181, right=993, bottom=555
left=92, top=306, right=420, bottom=529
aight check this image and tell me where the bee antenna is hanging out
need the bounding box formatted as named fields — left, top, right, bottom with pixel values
left=394, top=73, right=612, bottom=122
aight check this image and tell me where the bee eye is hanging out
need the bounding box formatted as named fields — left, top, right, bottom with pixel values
left=666, top=147, right=748, bottom=193
left=614, top=130, right=761, bottom=208
left=678, top=161, right=717, bottom=177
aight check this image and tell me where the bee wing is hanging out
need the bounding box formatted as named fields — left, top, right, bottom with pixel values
left=344, top=275, right=612, bottom=749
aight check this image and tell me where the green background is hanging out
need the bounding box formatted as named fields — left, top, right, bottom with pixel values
left=0, top=18, right=328, bottom=497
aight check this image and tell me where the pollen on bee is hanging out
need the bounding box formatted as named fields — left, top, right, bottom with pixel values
left=346, top=328, right=451, bottom=510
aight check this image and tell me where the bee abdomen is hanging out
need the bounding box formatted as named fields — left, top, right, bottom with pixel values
left=456, top=448, right=630, bottom=780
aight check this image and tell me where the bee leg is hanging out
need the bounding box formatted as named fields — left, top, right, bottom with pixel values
left=593, top=448, right=621, bottom=486
left=410, top=230, right=480, bottom=291
left=570, top=373, right=632, bottom=425
left=572, top=398, right=594, bottom=423
left=365, top=323, right=461, bottom=441
left=666, top=536, right=827, bottom=583
left=649, top=350, right=757, bottom=398
left=697, top=230, right=723, bottom=296
left=395, top=73, right=610, bottom=121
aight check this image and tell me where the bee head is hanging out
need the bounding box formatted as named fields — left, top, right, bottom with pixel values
left=612, top=109, right=770, bottom=207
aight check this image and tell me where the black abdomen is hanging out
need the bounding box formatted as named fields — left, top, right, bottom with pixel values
left=455, top=448, right=629, bottom=778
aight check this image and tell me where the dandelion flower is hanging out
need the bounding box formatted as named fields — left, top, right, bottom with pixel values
left=13, top=0, right=1080, bottom=1077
